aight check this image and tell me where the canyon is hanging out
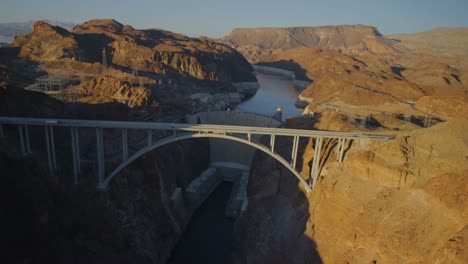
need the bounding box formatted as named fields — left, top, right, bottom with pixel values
left=223, top=25, right=467, bottom=263
left=0, top=20, right=467, bottom=264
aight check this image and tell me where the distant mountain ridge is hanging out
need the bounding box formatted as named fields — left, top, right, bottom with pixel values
left=386, top=27, right=468, bottom=57
left=222, top=25, right=384, bottom=49
left=0, top=20, right=76, bottom=40
left=220, top=25, right=399, bottom=63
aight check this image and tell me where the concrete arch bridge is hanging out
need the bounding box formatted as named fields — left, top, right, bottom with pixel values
left=0, top=114, right=393, bottom=196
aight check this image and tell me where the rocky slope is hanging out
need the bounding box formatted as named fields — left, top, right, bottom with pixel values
left=0, top=19, right=261, bottom=264
left=1, top=131, right=210, bottom=264
left=387, top=27, right=468, bottom=58
left=221, top=25, right=468, bottom=119
left=222, top=25, right=398, bottom=63
left=227, top=25, right=467, bottom=263
left=306, top=117, right=468, bottom=263
left=234, top=115, right=468, bottom=263
left=0, top=20, right=76, bottom=41
left=3, top=19, right=258, bottom=113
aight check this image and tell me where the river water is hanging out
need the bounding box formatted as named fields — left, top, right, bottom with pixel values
left=0, top=36, right=13, bottom=43
left=235, top=73, right=302, bottom=120
left=168, top=182, right=234, bottom=264
left=169, top=72, right=301, bottom=263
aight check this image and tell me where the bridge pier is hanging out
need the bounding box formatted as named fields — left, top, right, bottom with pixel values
left=270, top=134, right=276, bottom=152
left=71, top=128, right=81, bottom=184
left=147, top=129, right=153, bottom=146
left=18, top=126, right=25, bottom=156
left=18, top=126, right=29, bottom=156
left=336, top=138, right=346, bottom=162
left=404, top=114, right=412, bottom=122
left=122, top=128, right=128, bottom=161
left=424, top=116, right=432, bottom=127
left=291, top=136, right=299, bottom=169
left=18, top=125, right=32, bottom=156
left=0, top=124, right=5, bottom=138
left=96, top=128, right=105, bottom=188
left=311, top=137, right=323, bottom=187
left=44, top=126, right=57, bottom=174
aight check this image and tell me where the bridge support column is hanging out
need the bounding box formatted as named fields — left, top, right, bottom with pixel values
left=18, top=125, right=31, bottom=156
left=291, top=136, right=299, bottom=169
left=424, top=116, right=432, bottom=127
left=18, top=126, right=26, bottom=156
left=270, top=134, right=276, bottom=152
left=147, top=129, right=152, bottom=147
left=311, top=137, right=323, bottom=187
left=384, top=113, right=392, bottom=128
left=25, top=125, right=31, bottom=154
left=0, top=124, right=4, bottom=138
left=96, top=128, right=105, bottom=188
left=404, top=114, right=412, bottom=122
left=122, top=128, right=128, bottom=161
left=45, top=126, right=57, bottom=174
left=71, top=128, right=80, bottom=184
left=336, top=138, right=346, bottom=162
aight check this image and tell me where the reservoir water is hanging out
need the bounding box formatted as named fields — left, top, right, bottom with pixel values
left=235, top=73, right=302, bottom=120
left=0, top=36, right=13, bottom=43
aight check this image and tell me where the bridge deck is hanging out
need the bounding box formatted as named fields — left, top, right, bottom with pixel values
left=0, top=117, right=394, bottom=140
left=0, top=116, right=395, bottom=193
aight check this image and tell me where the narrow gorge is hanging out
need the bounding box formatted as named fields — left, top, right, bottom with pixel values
left=1, top=18, right=467, bottom=264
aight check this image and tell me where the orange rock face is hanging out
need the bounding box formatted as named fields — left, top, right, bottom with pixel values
left=229, top=26, right=467, bottom=264
left=306, top=119, right=468, bottom=263
left=5, top=19, right=257, bottom=112
left=221, top=26, right=468, bottom=119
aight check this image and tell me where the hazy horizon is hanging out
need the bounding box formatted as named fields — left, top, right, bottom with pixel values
left=1, top=0, right=467, bottom=38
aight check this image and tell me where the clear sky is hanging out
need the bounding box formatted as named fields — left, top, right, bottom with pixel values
left=1, top=0, right=467, bottom=37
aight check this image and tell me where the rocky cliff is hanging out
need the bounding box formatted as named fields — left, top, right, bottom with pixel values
left=221, top=25, right=398, bottom=63
left=221, top=25, right=468, bottom=120
left=234, top=115, right=468, bottom=263
left=4, top=19, right=257, bottom=113
left=0, top=20, right=75, bottom=40
left=387, top=27, right=468, bottom=58
left=1, top=123, right=211, bottom=264
left=306, top=117, right=468, bottom=263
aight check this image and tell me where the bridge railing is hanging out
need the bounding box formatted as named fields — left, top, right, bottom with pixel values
left=0, top=117, right=394, bottom=193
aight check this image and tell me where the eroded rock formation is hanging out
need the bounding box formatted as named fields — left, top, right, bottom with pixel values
left=234, top=115, right=468, bottom=263
left=4, top=19, right=258, bottom=113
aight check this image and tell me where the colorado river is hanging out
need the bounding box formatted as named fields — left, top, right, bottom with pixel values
left=169, top=72, right=301, bottom=263
left=168, top=182, right=234, bottom=264
left=235, top=73, right=302, bottom=120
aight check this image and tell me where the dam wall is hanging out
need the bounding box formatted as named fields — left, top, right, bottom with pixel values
left=185, top=111, right=281, bottom=175
left=252, top=65, right=312, bottom=90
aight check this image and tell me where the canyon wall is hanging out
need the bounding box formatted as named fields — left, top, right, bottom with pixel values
left=233, top=116, right=468, bottom=263
left=1, top=121, right=211, bottom=263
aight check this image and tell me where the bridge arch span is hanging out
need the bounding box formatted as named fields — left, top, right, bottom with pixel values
left=100, top=132, right=312, bottom=193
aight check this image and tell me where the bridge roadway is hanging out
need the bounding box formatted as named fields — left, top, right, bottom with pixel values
left=0, top=116, right=394, bottom=193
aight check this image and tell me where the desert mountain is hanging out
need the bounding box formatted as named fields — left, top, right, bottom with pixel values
left=221, top=25, right=398, bottom=63
left=387, top=27, right=468, bottom=58
left=2, top=19, right=257, bottom=113
left=221, top=25, right=468, bottom=119
left=0, top=20, right=76, bottom=41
